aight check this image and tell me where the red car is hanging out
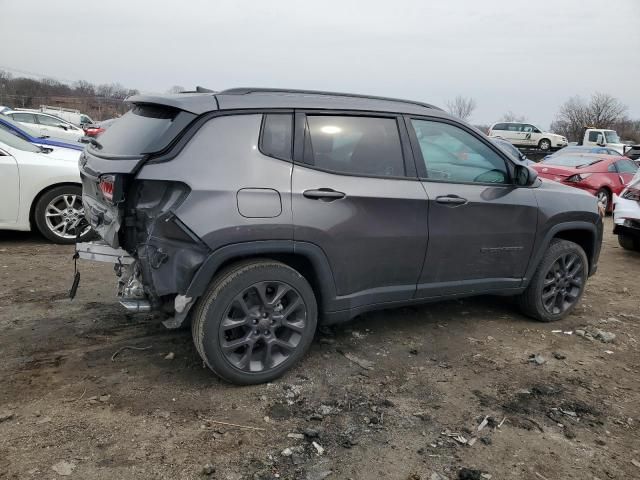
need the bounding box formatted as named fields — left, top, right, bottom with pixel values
left=532, top=153, right=638, bottom=212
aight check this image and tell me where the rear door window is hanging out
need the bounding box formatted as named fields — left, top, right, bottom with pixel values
left=303, top=115, right=405, bottom=177
left=10, top=113, right=37, bottom=124
left=37, top=114, right=65, bottom=127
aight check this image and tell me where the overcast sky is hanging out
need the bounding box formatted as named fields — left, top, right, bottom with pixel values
left=1, top=0, right=639, bottom=127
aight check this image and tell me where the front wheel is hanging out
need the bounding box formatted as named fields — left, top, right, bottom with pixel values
left=34, top=185, right=93, bottom=244
left=538, top=139, right=551, bottom=151
left=518, top=239, right=588, bottom=322
left=191, top=260, right=318, bottom=385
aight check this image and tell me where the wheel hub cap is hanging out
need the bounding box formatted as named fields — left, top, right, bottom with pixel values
left=219, top=281, right=307, bottom=373
left=541, top=253, right=584, bottom=315
left=44, top=194, right=90, bottom=239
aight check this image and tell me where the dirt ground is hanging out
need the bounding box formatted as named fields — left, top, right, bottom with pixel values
left=1, top=218, right=639, bottom=480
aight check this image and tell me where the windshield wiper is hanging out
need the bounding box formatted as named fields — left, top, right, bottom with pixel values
left=38, top=135, right=50, bottom=139
left=576, top=159, right=603, bottom=168
left=89, top=138, right=103, bottom=150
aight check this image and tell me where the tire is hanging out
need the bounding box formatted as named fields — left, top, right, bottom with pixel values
left=596, top=188, right=611, bottom=213
left=538, top=138, right=551, bottom=151
left=518, top=239, right=588, bottom=322
left=191, top=259, right=318, bottom=385
left=618, top=234, right=639, bottom=251
left=33, top=185, right=93, bottom=244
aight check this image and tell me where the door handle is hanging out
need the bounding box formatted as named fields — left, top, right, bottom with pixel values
left=303, top=189, right=346, bottom=201
left=435, top=195, right=468, bottom=206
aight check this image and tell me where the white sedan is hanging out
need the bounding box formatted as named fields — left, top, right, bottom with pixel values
left=613, top=169, right=640, bottom=251
left=0, top=128, right=92, bottom=244
left=3, top=110, right=85, bottom=142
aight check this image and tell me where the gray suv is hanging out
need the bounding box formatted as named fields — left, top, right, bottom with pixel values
left=78, top=88, right=603, bottom=384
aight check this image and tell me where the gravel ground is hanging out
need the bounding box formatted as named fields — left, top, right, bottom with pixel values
left=0, top=218, right=639, bottom=480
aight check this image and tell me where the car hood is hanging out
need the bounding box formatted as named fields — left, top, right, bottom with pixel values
left=43, top=146, right=82, bottom=162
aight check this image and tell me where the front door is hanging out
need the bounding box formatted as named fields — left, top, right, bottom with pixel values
left=407, top=117, right=538, bottom=297
left=291, top=113, right=428, bottom=308
left=0, top=149, right=19, bottom=224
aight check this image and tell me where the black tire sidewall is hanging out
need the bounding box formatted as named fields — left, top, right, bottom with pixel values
left=34, top=185, right=91, bottom=244
left=528, top=241, right=588, bottom=322
left=197, top=262, right=317, bottom=385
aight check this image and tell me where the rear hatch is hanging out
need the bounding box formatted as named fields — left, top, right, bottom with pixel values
left=80, top=101, right=200, bottom=248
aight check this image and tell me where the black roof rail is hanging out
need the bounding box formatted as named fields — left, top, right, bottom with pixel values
left=219, top=87, right=443, bottom=111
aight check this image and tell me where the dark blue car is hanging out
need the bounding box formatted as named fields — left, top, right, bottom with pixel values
left=0, top=114, right=84, bottom=151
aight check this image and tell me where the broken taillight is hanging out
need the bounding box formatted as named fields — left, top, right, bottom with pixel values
left=99, top=175, right=115, bottom=203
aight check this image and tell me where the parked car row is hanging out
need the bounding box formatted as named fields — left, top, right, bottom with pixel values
left=0, top=127, right=91, bottom=243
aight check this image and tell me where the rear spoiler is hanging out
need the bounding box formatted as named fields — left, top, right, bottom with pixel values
left=125, top=92, right=219, bottom=115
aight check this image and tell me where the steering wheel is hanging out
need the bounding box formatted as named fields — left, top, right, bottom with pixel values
left=474, top=169, right=506, bottom=183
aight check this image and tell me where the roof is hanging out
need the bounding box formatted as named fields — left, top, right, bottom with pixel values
left=127, top=87, right=445, bottom=117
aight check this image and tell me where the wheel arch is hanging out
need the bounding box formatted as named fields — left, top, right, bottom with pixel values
left=184, top=241, right=339, bottom=315
left=524, top=221, right=602, bottom=286
left=28, top=181, right=82, bottom=228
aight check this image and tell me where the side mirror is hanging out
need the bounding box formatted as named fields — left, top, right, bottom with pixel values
left=58, top=124, right=68, bottom=130
left=515, top=164, right=538, bottom=186
left=596, top=134, right=605, bottom=146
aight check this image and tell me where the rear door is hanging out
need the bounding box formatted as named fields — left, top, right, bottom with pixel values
left=291, top=112, right=428, bottom=308
left=406, top=117, right=538, bottom=297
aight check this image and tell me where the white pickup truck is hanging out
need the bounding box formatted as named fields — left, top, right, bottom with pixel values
left=579, top=127, right=628, bottom=154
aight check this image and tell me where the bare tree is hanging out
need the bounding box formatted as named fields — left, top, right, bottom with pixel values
left=445, top=96, right=476, bottom=121
left=553, top=92, right=628, bottom=142
left=167, top=85, right=186, bottom=94
left=500, top=111, right=526, bottom=123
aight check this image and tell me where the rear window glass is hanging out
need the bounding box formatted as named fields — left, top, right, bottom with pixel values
left=615, top=159, right=638, bottom=173
left=90, top=104, right=179, bottom=157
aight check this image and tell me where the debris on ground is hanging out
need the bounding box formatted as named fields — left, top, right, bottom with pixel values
left=201, top=464, right=215, bottom=475
left=51, top=461, right=76, bottom=476
left=477, top=415, right=489, bottom=431
left=528, top=354, right=546, bottom=365
left=164, top=352, right=175, bottom=360
left=457, top=467, right=484, bottom=480
left=0, top=411, right=15, bottom=423
left=338, top=350, right=375, bottom=370
left=552, top=352, right=567, bottom=360
left=312, top=441, right=325, bottom=455
left=631, top=459, right=640, bottom=469
left=593, top=329, right=616, bottom=343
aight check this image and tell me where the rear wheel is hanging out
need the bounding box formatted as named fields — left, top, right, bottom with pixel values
left=596, top=188, right=611, bottom=213
left=191, top=260, right=317, bottom=385
left=34, top=185, right=93, bottom=244
left=538, top=138, right=551, bottom=151
left=618, top=234, right=640, bottom=251
left=518, top=239, right=588, bottom=322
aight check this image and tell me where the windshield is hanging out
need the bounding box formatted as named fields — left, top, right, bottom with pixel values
left=0, top=114, right=41, bottom=138
left=0, top=127, right=41, bottom=153
left=604, top=130, right=620, bottom=143
left=542, top=155, right=597, bottom=168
